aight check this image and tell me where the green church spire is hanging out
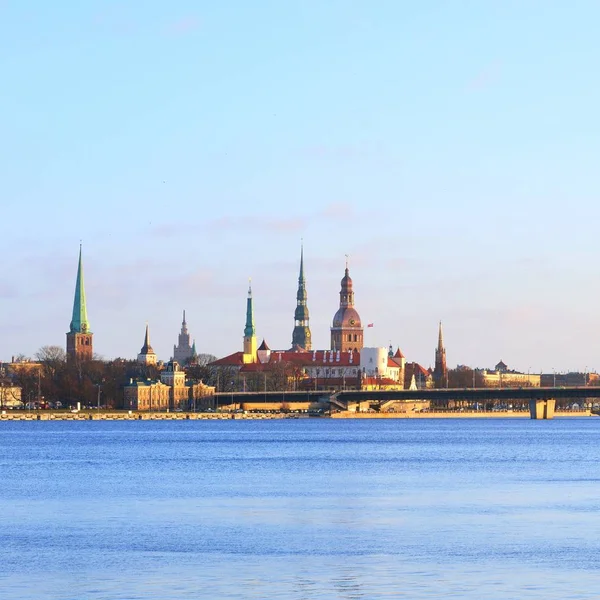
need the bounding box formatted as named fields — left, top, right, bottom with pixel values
left=292, top=243, right=311, bottom=350
left=244, top=279, right=255, bottom=337
left=70, top=244, right=91, bottom=333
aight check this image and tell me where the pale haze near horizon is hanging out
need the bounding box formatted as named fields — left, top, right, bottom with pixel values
left=1, top=1, right=599, bottom=374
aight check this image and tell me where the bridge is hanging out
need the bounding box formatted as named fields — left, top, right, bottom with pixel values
left=213, top=387, right=600, bottom=419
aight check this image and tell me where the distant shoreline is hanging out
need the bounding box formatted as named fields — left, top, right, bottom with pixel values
left=0, top=410, right=593, bottom=421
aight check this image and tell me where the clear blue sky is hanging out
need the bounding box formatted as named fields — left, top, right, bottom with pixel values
left=2, top=1, right=599, bottom=373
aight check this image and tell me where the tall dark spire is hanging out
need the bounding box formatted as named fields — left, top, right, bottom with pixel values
left=140, top=323, right=153, bottom=354
left=138, top=323, right=157, bottom=365
left=434, top=321, right=448, bottom=388
left=291, top=244, right=311, bottom=350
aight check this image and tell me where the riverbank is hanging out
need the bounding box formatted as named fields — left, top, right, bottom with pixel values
left=0, top=410, right=593, bottom=420
left=332, top=410, right=593, bottom=418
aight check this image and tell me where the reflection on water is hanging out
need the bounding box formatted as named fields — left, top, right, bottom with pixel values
left=0, top=419, right=599, bottom=599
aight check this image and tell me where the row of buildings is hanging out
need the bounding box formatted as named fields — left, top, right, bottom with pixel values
left=3, top=246, right=595, bottom=411
left=204, top=248, right=447, bottom=391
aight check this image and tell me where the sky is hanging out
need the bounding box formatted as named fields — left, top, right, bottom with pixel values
left=1, top=0, right=600, bottom=373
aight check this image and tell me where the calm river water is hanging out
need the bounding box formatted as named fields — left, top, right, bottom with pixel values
left=0, top=418, right=599, bottom=599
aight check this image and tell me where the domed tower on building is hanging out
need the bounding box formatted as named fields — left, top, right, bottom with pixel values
left=138, top=324, right=157, bottom=365
left=433, top=321, right=448, bottom=387
left=330, top=259, right=364, bottom=352
left=291, top=245, right=312, bottom=350
left=66, top=244, right=93, bottom=362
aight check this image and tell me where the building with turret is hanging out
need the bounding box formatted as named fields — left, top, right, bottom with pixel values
left=209, top=259, right=409, bottom=392
left=330, top=261, right=363, bottom=352
left=66, top=245, right=93, bottom=361
left=291, top=245, right=311, bottom=350
left=137, top=324, right=157, bottom=365
left=173, top=311, right=193, bottom=365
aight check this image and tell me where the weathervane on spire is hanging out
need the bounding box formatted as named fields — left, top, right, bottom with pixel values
left=345, top=254, right=349, bottom=270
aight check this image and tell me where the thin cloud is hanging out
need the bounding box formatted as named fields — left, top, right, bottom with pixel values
left=166, top=16, right=201, bottom=36
left=210, top=215, right=307, bottom=233
left=466, top=60, right=502, bottom=91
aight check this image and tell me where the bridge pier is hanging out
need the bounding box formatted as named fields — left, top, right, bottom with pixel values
left=528, top=398, right=556, bottom=420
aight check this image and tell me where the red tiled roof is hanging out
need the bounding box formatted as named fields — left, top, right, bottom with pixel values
left=211, top=349, right=362, bottom=369
left=239, top=362, right=266, bottom=372
left=413, top=363, right=430, bottom=377
left=394, top=348, right=405, bottom=359
left=387, top=358, right=402, bottom=368
left=209, top=352, right=245, bottom=366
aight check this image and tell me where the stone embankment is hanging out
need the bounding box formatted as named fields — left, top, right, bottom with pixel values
left=0, top=410, right=593, bottom=421
left=332, top=410, right=592, bottom=418
left=0, top=411, right=300, bottom=421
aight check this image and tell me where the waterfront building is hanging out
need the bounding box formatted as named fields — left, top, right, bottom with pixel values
left=481, top=363, right=541, bottom=388
left=137, top=324, right=157, bottom=365
left=160, top=360, right=187, bottom=408
left=124, top=361, right=215, bottom=410
left=173, top=311, right=193, bottom=365
left=123, top=380, right=170, bottom=411
left=291, top=245, right=311, bottom=351
left=66, top=245, right=93, bottom=361
left=330, top=261, right=364, bottom=352
left=433, top=321, right=448, bottom=387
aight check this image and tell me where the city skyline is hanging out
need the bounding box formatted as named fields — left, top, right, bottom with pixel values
left=2, top=2, right=600, bottom=372
left=2, top=244, right=598, bottom=377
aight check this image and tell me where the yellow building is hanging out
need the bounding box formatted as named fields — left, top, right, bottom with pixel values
left=481, top=362, right=540, bottom=387
left=123, top=380, right=170, bottom=411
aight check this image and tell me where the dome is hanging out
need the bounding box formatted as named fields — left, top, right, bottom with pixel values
left=340, top=268, right=353, bottom=290
left=332, top=307, right=361, bottom=328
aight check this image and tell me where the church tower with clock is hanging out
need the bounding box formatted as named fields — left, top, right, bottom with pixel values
left=330, top=260, right=364, bottom=353
left=66, top=245, right=93, bottom=362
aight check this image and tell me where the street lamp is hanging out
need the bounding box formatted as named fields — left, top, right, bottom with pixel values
left=96, top=379, right=104, bottom=412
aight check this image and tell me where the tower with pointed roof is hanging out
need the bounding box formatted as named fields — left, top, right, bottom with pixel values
left=433, top=321, right=448, bottom=387
left=173, top=310, right=193, bottom=364
left=138, top=324, right=157, bottom=365
left=66, top=245, right=93, bottom=361
left=330, top=259, right=363, bottom=352
left=291, top=245, right=312, bottom=350
left=243, top=281, right=257, bottom=363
